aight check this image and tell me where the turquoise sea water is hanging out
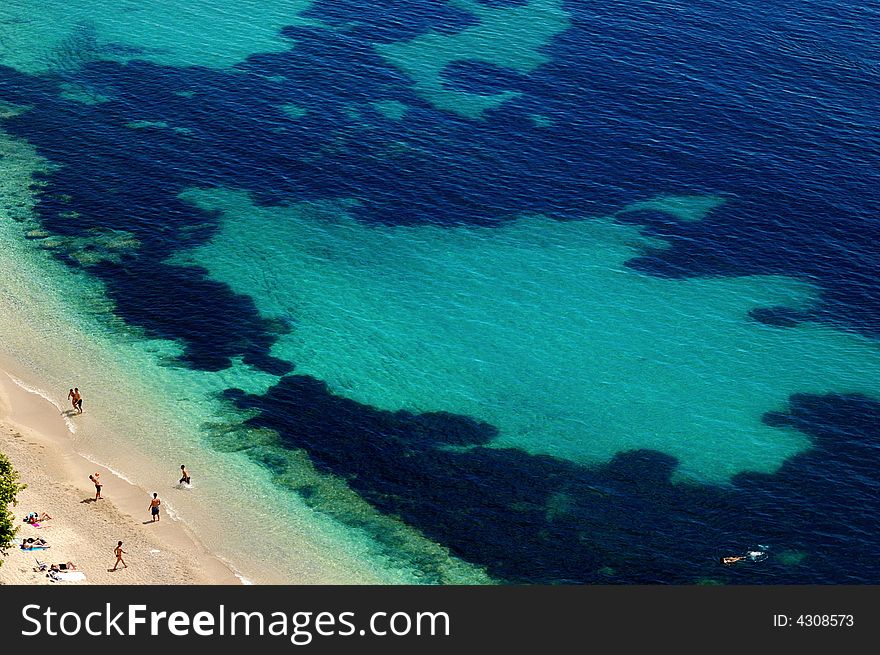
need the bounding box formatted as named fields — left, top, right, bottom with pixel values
left=2, top=0, right=879, bottom=583
left=177, top=187, right=879, bottom=484
left=0, top=0, right=312, bottom=73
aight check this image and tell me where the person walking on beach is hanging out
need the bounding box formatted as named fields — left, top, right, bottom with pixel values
left=179, top=464, right=191, bottom=486
left=89, top=473, right=103, bottom=500
left=111, top=541, right=127, bottom=570
left=73, top=387, right=83, bottom=414
left=149, top=493, right=161, bottom=522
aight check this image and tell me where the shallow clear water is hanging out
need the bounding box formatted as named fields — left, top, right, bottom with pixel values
left=178, top=187, right=880, bottom=484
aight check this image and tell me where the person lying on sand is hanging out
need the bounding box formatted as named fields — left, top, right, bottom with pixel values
left=23, top=511, right=53, bottom=524
left=34, top=561, right=76, bottom=572
left=50, top=561, right=77, bottom=572
left=21, top=537, right=49, bottom=550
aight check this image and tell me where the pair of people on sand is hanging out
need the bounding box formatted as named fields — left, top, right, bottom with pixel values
left=67, top=388, right=83, bottom=414
left=89, top=473, right=103, bottom=500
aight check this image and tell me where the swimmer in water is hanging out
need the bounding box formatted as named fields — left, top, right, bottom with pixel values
left=721, top=545, right=768, bottom=565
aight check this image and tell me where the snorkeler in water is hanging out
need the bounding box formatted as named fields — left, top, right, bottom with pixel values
left=720, top=545, right=769, bottom=565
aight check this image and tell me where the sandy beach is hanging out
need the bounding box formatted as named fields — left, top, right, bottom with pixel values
left=0, top=372, right=241, bottom=585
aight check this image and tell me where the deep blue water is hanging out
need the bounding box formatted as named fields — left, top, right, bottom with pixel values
left=1, top=0, right=879, bottom=583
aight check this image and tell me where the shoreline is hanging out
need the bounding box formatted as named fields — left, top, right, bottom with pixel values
left=0, top=368, right=244, bottom=585
left=0, top=350, right=446, bottom=586
left=2, top=123, right=492, bottom=587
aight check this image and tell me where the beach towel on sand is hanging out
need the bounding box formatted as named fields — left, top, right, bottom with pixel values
left=48, top=570, right=86, bottom=582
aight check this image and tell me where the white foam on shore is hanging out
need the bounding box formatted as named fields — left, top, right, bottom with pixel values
left=85, top=455, right=183, bottom=523
left=79, top=453, right=138, bottom=486
left=162, top=501, right=182, bottom=523
left=218, top=556, right=255, bottom=586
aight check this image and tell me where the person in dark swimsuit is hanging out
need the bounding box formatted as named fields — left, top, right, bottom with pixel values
left=67, top=388, right=76, bottom=410
left=149, top=493, right=161, bottom=522
left=179, top=464, right=191, bottom=486
left=73, top=387, right=83, bottom=414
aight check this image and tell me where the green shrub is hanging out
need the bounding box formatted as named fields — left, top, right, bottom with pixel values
left=0, top=452, right=26, bottom=565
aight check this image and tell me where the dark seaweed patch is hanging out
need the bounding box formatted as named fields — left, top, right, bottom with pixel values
left=225, top=375, right=880, bottom=583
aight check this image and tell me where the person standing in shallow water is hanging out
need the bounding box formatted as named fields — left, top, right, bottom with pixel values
left=73, top=387, right=83, bottom=414
left=179, top=465, right=191, bottom=486
left=149, top=493, right=161, bottom=522
left=67, top=388, right=76, bottom=411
